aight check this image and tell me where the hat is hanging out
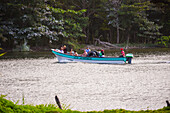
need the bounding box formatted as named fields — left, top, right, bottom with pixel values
left=101, top=49, right=104, bottom=52
left=120, top=48, right=123, bottom=50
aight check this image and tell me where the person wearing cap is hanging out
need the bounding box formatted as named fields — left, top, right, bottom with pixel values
left=85, top=47, right=91, bottom=54
left=63, top=45, right=67, bottom=53
left=85, top=47, right=91, bottom=56
left=99, top=49, right=105, bottom=57
left=120, top=48, right=125, bottom=57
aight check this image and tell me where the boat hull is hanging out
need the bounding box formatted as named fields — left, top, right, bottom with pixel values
left=52, top=49, right=126, bottom=64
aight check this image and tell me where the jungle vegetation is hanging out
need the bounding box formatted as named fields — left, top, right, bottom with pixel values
left=0, top=0, right=170, bottom=51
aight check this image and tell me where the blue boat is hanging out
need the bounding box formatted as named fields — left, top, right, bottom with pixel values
left=51, top=49, right=133, bottom=64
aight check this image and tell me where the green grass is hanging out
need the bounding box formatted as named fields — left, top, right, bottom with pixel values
left=0, top=95, right=170, bottom=113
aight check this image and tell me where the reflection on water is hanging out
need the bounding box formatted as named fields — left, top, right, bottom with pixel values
left=1, top=48, right=170, bottom=59
left=0, top=51, right=54, bottom=59
left=106, top=48, right=170, bottom=57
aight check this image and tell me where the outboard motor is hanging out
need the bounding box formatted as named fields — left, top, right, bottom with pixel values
left=126, top=53, right=133, bottom=64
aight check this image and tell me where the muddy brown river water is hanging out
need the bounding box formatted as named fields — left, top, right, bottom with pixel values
left=0, top=55, right=170, bottom=111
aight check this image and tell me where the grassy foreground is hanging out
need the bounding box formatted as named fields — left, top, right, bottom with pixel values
left=0, top=95, right=170, bottom=113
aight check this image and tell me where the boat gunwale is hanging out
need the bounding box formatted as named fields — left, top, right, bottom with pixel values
left=52, top=49, right=126, bottom=62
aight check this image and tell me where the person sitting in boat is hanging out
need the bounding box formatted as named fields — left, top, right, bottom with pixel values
left=63, top=45, right=67, bottom=53
left=119, top=48, right=125, bottom=57
left=93, top=51, right=99, bottom=57
left=70, top=48, right=74, bottom=55
left=74, top=51, right=78, bottom=56
left=88, top=51, right=98, bottom=57
left=85, top=47, right=91, bottom=55
left=81, top=50, right=87, bottom=57
left=60, top=47, right=64, bottom=53
left=99, top=49, right=105, bottom=57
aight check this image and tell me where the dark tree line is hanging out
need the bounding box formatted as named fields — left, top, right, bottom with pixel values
left=0, top=0, right=169, bottom=51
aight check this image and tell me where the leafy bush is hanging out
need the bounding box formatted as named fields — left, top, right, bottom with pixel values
left=0, top=95, right=58, bottom=113
left=157, top=36, right=170, bottom=47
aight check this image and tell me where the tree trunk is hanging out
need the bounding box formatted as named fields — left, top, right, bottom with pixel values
left=117, top=26, right=119, bottom=44
left=116, top=17, right=120, bottom=44
left=109, top=28, right=113, bottom=43
left=133, top=32, right=136, bottom=43
left=126, top=33, right=130, bottom=49
left=84, top=28, right=88, bottom=43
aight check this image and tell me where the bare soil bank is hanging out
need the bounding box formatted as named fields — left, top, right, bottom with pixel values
left=0, top=55, right=170, bottom=111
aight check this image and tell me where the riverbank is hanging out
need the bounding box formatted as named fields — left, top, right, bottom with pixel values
left=1, top=47, right=170, bottom=60
left=0, top=54, right=170, bottom=111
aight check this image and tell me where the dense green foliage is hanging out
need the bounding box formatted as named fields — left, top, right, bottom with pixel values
left=0, top=0, right=169, bottom=50
left=1, top=95, right=170, bottom=113
left=0, top=0, right=87, bottom=50
left=157, top=36, right=170, bottom=47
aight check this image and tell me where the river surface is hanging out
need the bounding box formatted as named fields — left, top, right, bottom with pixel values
left=0, top=54, right=170, bottom=111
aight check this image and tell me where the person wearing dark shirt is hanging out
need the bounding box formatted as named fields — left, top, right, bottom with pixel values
left=63, top=45, right=67, bottom=53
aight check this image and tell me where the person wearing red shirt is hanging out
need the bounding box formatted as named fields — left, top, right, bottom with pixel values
left=120, top=48, right=125, bottom=57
